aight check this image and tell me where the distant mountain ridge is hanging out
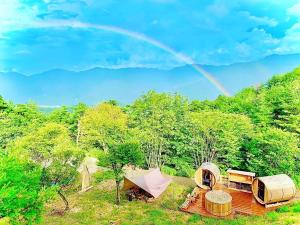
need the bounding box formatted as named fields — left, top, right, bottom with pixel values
left=1, top=54, right=300, bottom=105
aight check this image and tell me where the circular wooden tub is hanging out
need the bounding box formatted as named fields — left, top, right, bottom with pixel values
left=205, top=190, right=232, bottom=217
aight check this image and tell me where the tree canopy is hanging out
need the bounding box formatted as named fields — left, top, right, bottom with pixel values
left=0, top=67, right=299, bottom=217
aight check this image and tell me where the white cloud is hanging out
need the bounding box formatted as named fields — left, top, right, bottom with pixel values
left=236, top=42, right=251, bottom=57
left=207, top=1, right=229, bottom=17
left=288, top=2, right=300, bottom=17
left=273, top=22, right=300, bottom=54
left=0, top=0, right=38, bottom=35
left=238, top=11, right=278, bottom=27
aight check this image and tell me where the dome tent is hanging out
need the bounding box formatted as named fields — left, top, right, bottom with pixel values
left=252, top=174, right=296, bottom=206
left=194, top=162, right=220, bottom=190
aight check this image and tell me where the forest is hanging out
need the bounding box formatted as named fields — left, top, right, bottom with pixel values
left=0, top=68, right=300, bottom=224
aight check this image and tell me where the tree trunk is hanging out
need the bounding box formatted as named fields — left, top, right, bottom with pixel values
left=58, top=189, right=69, bottom=211
left=76, top=121, right=81, bottom=146
left=116, top=181, right=121, bottom=205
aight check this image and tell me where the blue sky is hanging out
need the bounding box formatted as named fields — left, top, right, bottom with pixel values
left=0, top=0, right=300, bottom=74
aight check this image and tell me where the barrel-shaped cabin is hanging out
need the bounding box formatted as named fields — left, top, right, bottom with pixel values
left=195, top=162, right=220, bottom=190
left=252, top=174, right=296, bottom=206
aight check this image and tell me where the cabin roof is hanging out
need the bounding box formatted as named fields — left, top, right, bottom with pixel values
left=200, top=162, right=221, bottom=180
left=227, top=169, right=255, bottom=177
left=257, top=174, right=295, bottom=190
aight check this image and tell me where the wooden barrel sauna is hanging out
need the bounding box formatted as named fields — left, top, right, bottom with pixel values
left=252, top=174, right=296, bottom=205
left=205, top=190, right=232, bottom=216
left=194, top=162, right=220, bottom=190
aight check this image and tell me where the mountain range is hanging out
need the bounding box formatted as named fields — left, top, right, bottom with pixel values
left=1, top=54, right=300, bottom=106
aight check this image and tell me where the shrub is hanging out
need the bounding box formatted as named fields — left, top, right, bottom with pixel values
left=161, top=166, right=177, bottom=176
left=292, top=175, right=300, bottom=188
left=0, top=156, right=45, bottom=224
left=276, top=205, right=290, bottom=213
left=291, top=202, right=300, bottom=213
left=93, top=170, right=115, bottom=184
left=171, top=158, right=195, bottom=178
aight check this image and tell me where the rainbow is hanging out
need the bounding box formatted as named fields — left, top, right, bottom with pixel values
left=14, top=20, right=231, bottom=96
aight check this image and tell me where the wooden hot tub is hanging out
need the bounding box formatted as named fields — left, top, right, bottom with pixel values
left=205, top=190, right=232, bottom=217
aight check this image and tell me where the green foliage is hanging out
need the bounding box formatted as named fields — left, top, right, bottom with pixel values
left=267, top=211, right=279, bottom=222
left=1, top=68, right=300, bottom=223
left=243, top=127, right=299, bottom=176
left=0, top=96, right=10, bottom=112
left=41, top=179, right=299, bottom=225
left=79, top=103, right=128, bottom=151
left=0, top=103, right=45, bottom=150
left=187, top=214, right=202, bottom=224
left=128, top=91, right=190, bottom=168
left=0, top=155, right=44, bottom=224
left=161, top=166, right=177, bottom=176
left=47, top=103, right=88, bottom=140
left=10, top=123, right=84, bottom=210
left=171, top=158, right=195, bottom=177
left=109, top=142, right=144, bottom=175
left=276, top=205, right=290, bottom=213
left=291, top=202, right=300, bottom=213
left=107, top=141, right=144, bottom=204
left=189, top=111, right=254, bottom=170
left=0, top=217, right=10, bottom=225
left=93, top=170, right=115, bottom=184
left=276, top=202, right=300, bottom=214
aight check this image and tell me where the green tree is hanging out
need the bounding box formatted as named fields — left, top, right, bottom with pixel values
left=0, top=103, right=45, bottom=150
left=0, top=155, right=45, bottom=224
left=11, top=123, right=84, bottom=211
left=128, top=91, right=190, bottom=168
left=0, top=96, right=10, bottom=112
left=47, top=103, right=88, bottom=141
left=243, top=127, right=300, bottom=176
left=260, top=71, right=300, bottom=135
left=79, top=103, right=128, bottom=151
left=80, top=103, right=143, bottom=204
left=189, top=111, right=254, bottom=170
left=99, top=142, right=144, bottom=205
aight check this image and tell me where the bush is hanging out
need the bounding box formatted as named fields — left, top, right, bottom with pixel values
left=276, top=205, right=289, bottom=213
left=0, top=156, right=45, bottom=224
left=172, top=159, right=195, bottom=178
left=161, top=166, right=177, bottom=176
left=277, top=202, right=300, bottom=213
left=292, top=175, right=300, bottom=188
left=291, top=202, right=300, bottom=213
left=93, top=170, right=115, bottom=183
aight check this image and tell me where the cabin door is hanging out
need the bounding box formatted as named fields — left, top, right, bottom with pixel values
left=258, top=180, right=265, bottom=201
left=202, top=170, right=212, bottom=188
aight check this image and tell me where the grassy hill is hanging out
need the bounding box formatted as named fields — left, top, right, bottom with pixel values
left=42, top=175, right=300, bottom=225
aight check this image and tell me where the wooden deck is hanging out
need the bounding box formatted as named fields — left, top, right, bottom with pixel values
left=181, top=184, right=278, bottom=218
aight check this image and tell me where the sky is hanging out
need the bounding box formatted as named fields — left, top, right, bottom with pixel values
left=0, top=0, right=300, bottom=74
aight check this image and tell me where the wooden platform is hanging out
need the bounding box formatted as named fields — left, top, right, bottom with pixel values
left=181, top=184, right=278, bottom=218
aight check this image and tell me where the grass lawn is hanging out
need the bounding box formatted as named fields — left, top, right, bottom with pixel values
left=42, top=176, right=300, bottom=225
